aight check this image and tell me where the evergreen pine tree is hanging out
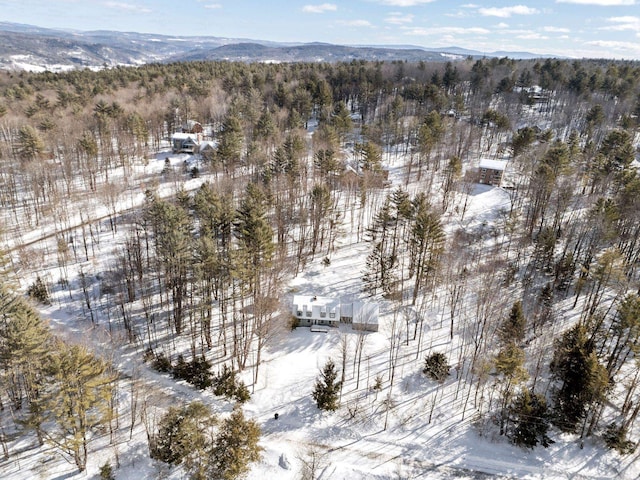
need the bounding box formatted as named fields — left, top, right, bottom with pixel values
left=330, top=101, right=352, bottom=142
left=605, top=294, right=640, bottom=378
left=312, top=359, right=342, bottom=411
left=511, top=126, right=537, bottom=158
left=498, top=301, right=526, bottom=345
left=0, top=301, right=51, bottom=407
left=550, top=324, right=609, bottom=433
left=533, top=282, right=555, bottom=333
left=208, top=407, right=262, bottom=480
left=309, top=183, right=333, bottom=255
left=17, top=124, right=45, bottom=161
left=45, top=342, right=117, bottom=471
left=362, top=200, right=396, bottom=296
left=146, top=197, right=193, bottom=334
left=172, top=355, right=213, bottom=390
left=409, top=193, right=445, bottom=305
left=0, top=287, right=51, bottom=444
left=508, top=389, right=553, bottom=449
left=417, top=110, right=444, bottom=163
left=217, top=112, right=244, bottom=173
left=495, top=342, right=529, bottom=435
left=212, top=364, right=251, bottom=403
left=26, top=275, right=50, bottom=305
left=254, top=108, right=276, bottom=143
left=99, top=462, right=115, bottom=480
left=314, top=149, right=340, bottom=179
left=356, top=141, right=383, bottom=173
left=603, top=422, right=636, bottom=454
left=235, top=182, right=274, bottom=293
left=423, top=352, right=450, bottom=383
left=151, top=402, right=214, bottom=467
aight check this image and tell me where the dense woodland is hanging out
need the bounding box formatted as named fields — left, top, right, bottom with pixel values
left=1, top=56, right=640, bottom=477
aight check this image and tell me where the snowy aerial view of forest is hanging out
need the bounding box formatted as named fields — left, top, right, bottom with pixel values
left=1, top=2, right=640, bottom=479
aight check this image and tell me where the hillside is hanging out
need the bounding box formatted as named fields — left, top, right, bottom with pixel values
left=0, top=22, right=551, bottom=71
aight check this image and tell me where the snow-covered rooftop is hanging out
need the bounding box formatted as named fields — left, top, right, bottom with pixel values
left=351, top=300, right=379, bottom=326
left=479, top=158, right=508, bottom=171
left=199, top=140, right=217, bottom=150
left=292, top=294, right=340, bottom=311
left=171, top=132, right=198, bottom=140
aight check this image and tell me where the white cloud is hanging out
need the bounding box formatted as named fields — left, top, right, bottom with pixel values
left=444, top=11, right=468, bottom=18
left=517, top=33, right=549, bottom=39
left=609, top=15, right=640, bottom=22
left=601, top=16, right=640, bottom=31
left=542, top=26, right=570, bottom=32
left=588, top=39, right=631, bottom=48
left=496, top=22, right=510, bottom=28
left=337, top=19, right=373, bottom=27
left=377, top=0, right=436, bottom=6
left=385, top=12, right=414, bottom=24
left=557, top=0, right=635, bottom=5
left=587, top=40, right=640, bottom=56
left=302, top=3, right=337, bottom=13
left=445, top=3, right=479, bottom=18
left=502, top=28, right=534, bottom=35
left=403, top=26, right=490, bottom=36
left=203, top=3, right=222, bottom=8
left=103, top=1, right=151, bottom=13
left=479, top=5, right=539, bottom=17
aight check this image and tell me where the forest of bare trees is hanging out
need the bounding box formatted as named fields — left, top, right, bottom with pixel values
left=1, top=56, right=640, bottom=476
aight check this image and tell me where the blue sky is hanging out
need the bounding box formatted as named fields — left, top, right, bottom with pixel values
left=4, top=1, right=640, bottom=59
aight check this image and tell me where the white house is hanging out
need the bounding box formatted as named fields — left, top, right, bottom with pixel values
left=292, top=295, right=340, bottom=327
left=292, top=295, right=379, bottom=332
left=171, top=133, right=200, bottom=153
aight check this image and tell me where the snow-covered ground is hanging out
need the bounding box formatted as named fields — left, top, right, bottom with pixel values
left=2, top=54, right=78, bottom=72
left=1, top=143, right=638, bottom=480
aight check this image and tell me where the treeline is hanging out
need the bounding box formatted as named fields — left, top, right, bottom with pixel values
left=1, top=57, right=639, bottom=235
left=0, top=284, right=116, bottom=471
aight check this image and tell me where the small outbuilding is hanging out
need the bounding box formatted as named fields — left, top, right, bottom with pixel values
left=182, top=120, right=203, bottom=134
left=478, top=159, right=507, bottom=186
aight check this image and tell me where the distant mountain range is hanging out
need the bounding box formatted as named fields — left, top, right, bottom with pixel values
left=0, top=22, right=552, bottom=72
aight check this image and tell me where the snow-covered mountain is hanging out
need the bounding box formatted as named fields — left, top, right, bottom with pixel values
left=0, top=22, right=550, bottom=71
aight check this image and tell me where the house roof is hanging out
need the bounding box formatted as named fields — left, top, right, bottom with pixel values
left=171, top=132, right=198, bottom=141
left=343, top=164, right=361, bottom=176
left=479, top=159, right=508, bottom=171
left=183, top=120, right=201, bottom=129
left=351, top=301, right=379, bottom=326
left=292, top=295, right=340, bottom=311
left=199, top=140, right=217, bottom=150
